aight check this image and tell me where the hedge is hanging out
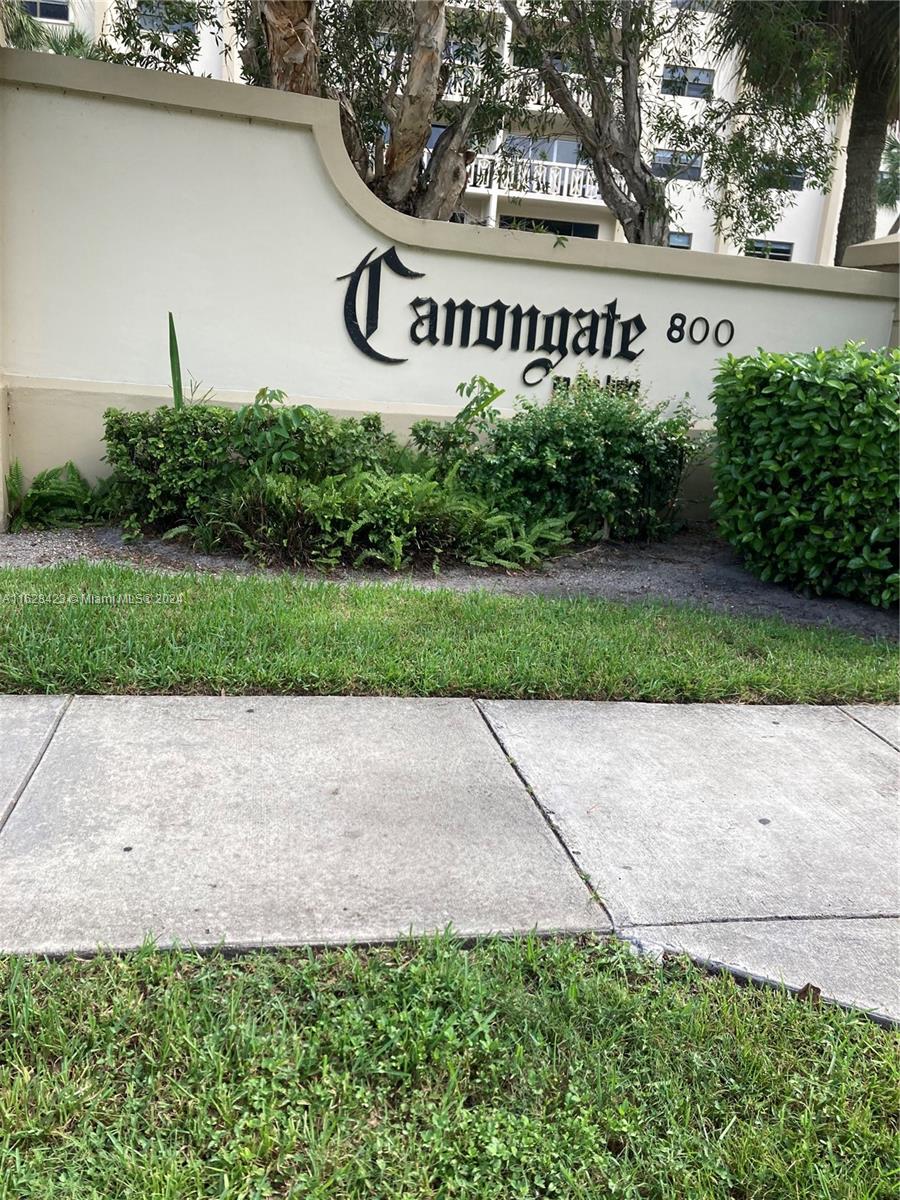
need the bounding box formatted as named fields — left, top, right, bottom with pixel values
left=712, top=343, right=899, bottom=608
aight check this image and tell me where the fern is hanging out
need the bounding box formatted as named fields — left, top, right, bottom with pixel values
left=4, top=459, right=25, bottom=528
left=5, top=460, right=93, bottom=532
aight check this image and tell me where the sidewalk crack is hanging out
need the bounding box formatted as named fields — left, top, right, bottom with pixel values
left=0, top=695, right=73, bottom=836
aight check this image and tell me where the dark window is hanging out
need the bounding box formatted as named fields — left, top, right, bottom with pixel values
left=503, top=135, right=581, bottom=165
left=510, top=44, right=572, bottom=73
left=136, top=2, right=197, bottom=33
left=652, top=149, right=702, bottom=181
left=745, top=239, right=793, bottom=262
left=427, top=125, right=447, bottom=151
left=23, top=1, right=70, bottom=19
left=760, top=165, right=806, bottom=192
left=499, top=216, right=599, bottom=240
left=661, top=65, right=714, bottom=99
left=667, top=231, right=693, bottom=249
left=671, top=0, right=716, bottom=11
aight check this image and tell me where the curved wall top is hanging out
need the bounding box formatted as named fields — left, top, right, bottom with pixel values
left=2, top=48, right=897, bottom=297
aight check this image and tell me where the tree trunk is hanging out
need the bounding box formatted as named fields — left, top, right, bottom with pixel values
left=382, top=0, right=447, bottom=209
left=834, top=75, right=892, bottom=265
left=414, top=114, right=476, bottom=220
left=260, top=1, right=319, bottom=96
left=501, top=0, right=670, bottom=246
left=624, top=204, right=669, bottom=245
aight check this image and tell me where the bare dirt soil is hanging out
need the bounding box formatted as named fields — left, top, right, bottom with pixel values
left=1, top=524, right=895, bottom=640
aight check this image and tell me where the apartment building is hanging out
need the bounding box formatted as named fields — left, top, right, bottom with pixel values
left=35, top=0, right=898, bottom=264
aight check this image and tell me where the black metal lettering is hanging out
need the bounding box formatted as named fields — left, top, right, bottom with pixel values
left=409, top=296, right=439, bottom=345
left=337, top=246, right=424, bottom=364
left=443, top=299, right=476, bottom=347
left=572, top=309, right=600, bottom=356
left=474, top=300, right=508, bottom=351
left=601, top=299, right=620, bottom=357
left=508, top=304, right=541, bottom=352
left=617, top=314, right=647, bottom=361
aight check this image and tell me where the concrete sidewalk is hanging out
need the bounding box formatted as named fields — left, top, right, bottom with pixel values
left=1, top=695, right=897, bottom=1021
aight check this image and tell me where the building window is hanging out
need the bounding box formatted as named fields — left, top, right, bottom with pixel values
left=499, top=216, right=599, bottom=240
left=745, top=239, right=794, bottom=262
left=136, top=2, right=196, bottom=33
left=661, top=65, right=714, bottom=99
left=510, top=44, right=572, bottom=73
left=671, top=0, right=717, bottom=11
left=504, top=135, right=581, bottom=165
left=427, top=125, right=447, bottom=151
left=22, top=1, right=70, bottom=20
left=760, top=165, right=806, bottom=192
left=667, top=231, right=693, bottom=249
left=651, top=149, right=702, bottom=182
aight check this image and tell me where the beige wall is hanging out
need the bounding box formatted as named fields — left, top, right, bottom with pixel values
left=1, top=50, right=897, bottom=521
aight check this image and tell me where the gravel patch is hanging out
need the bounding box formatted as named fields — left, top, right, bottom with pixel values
left=1, top=524, right=896, bottom=640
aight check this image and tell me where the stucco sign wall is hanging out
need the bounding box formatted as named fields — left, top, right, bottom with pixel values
left=0, top=49, right=896, bottom=497
left=330, top=234, right=890, bottom=408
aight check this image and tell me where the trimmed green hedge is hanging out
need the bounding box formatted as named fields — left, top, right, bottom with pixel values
left=712, top=343, right=899, bottom=608
left=103, top=404, right=235, bottom=530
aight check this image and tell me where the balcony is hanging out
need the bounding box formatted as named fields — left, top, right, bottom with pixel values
left=424, top=150, right=602, bottom=203
left=443, top=67, right=592, bottom=111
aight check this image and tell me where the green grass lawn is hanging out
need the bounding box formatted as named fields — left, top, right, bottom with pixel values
left=0, top=562, right=895, bottom=702
left=0, top=937, right=895, bottom=1199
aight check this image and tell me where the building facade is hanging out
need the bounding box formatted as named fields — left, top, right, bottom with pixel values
left=36, top=0, right=899, bottom=264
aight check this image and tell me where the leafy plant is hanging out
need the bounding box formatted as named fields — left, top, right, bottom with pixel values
left=4, top=460, right=93, bottom=532
left=0, top=0, right=102, bottom=57
left=230, top=388, right=402, bottom=482
left=712, top=343, right=900, bottom=608
left=415, top=372, right=694, bottom=542
left=103, top=368, right=688, bottom=568
left=411, top=376, right=502, bottom=465
left=168, top=311, right=184, bottom=411
left=103, top=404, right=237, bottom=534
left=211, top=468, right=570, bottom=570
left=877, top=131, right=900, bottom=213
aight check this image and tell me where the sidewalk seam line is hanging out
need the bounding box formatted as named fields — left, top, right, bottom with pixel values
left=473, top=699, right=614, bottom=927
left=0, top=694, right=73, bottom=837
left=618, top=933, right=898, bottom=1030
left=836, top=706, right=899, bottom=753
left=621, top=912, right=900, bottom=929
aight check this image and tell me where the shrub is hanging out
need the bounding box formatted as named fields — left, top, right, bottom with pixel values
left=413, top=372, right=693, bottom=541
left=230, top=388, right=402, bottom=480
left=4, top=460, right=93, bottom=531
left=104, top=390, right=406, bottom=535
left=211, top=469, right=570, bottom=570
left=102, top=375, right=689, bottom=571
left=412, top=376, right=503, bottom=464
left=712, top=343, right=900, bottom=608
left=103, top=404, right=236, bottom=532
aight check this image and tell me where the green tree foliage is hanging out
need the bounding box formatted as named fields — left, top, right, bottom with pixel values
left=711, top=1, right=900, bottom=262
left=0, top=0, right=101, bottom=56
left=502, top=0, right=837, bottom=246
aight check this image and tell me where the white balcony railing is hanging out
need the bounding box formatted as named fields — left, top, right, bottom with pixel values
left=471, top=154, right=601, bottom=200
left=423, top=149, right=602, bottom=203
left=444, top=67, right=592, bottom=111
